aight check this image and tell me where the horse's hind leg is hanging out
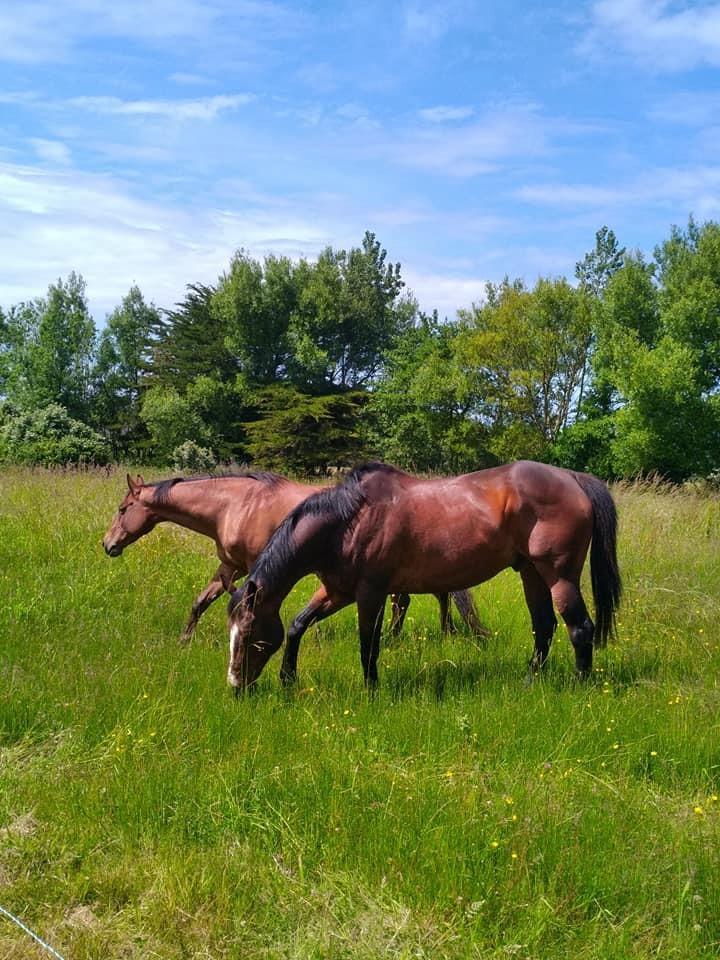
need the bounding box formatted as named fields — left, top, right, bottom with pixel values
left=180, top=564, right=236, bottom=643
left=520, top=563, right=557, bottom=677
left=550, top=578, right=595, bottom=677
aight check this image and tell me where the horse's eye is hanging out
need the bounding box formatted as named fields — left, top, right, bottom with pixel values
left=118, top=506, right=126, bottom=515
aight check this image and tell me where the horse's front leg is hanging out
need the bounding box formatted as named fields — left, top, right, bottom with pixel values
left=280, top=585, right=352, bottom=685
left=356, top=583, right=388, bottom=688
left=180, top=563, right=238, bottom=643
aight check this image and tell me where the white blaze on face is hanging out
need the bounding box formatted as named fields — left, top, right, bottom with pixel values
left=228, top=622, right=241, bottom=686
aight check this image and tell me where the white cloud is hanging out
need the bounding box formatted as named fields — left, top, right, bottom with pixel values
left=0, top=162, right=363, bottom=320
left=516, top=183, right=624, bottom=207
left=69, top=94, right=255, bottom=122
left=418, top=105, right=475, bottom=124
left=384, top=105, right=548, bottom=177
left=583, top=0, right=720, bottom=70
left=403, top=269, right=488, bottom=318
left=0, top=0, right=300, bottom=64
left=516, top=165, right=720, bottom=220
left=30, top=138, right=72, bottom=166
left=648, top=91, right=720, bottom=126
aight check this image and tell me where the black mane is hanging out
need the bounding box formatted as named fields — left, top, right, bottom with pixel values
left=149, top=470, right=288, bottom=506
left=247, top=467, right=373, bottom=589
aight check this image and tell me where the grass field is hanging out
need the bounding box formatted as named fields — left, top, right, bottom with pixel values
left=1, top=466, right=719, bottom=959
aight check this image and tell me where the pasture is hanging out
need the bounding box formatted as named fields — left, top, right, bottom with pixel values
left=1, top=467, right=719, bottom=959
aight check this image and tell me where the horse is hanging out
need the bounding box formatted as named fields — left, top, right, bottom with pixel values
left=226, top=460, right=622, bottom=691
left=102, top=472, right=484, bottom=674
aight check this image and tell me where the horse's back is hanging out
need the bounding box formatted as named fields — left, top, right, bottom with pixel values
left=346, top=460, right=597, bottom=592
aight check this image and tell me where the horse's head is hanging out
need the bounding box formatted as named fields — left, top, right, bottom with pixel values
left=227, top=578, right=284, bottom=692
left=102, top=474, right=158, bottom=557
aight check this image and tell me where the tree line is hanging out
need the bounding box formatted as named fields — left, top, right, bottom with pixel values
left=1, top=222, right=719, bottom=481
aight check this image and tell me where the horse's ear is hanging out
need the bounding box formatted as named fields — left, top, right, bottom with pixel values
left=126, top=473, right=140, bottom=495
left=136, top=474, right=144, bottom=486
left=243, top=578, right=261, bottom=608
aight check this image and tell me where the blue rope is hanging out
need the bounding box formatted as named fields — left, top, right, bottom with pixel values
left=0, top=903, right=67, bottom=960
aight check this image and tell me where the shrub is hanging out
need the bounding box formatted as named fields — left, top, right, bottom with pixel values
left=0, top=403, right=112, bottom=465
left=172, top=440, right=216, bottom=472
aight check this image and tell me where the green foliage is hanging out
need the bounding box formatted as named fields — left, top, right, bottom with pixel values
left=152, top=283, right=237, bottom=390
left=212, top=252, right=296, bottom=383
left=288, top=231, right=414, bottom=390
left=140, top=385, right=215, bottom=465
left=0, top=274, right=96, bottom=421
left=92, top=285, right=161, bottom=457
left=610, top=336, right=720, bottom=480
left=242, top=384, right=370, bottom=474
left=4, top=221, right=720, bottom=479
left=549, top=415, right=617, bottom=478
left=369, top=314, right=491, bottom=472
left=0, top=403, right=111, bottom=465
left=575, top=225, right=626, bottom=297
left=457, top=277, right=592, bottom=461
left=655, top=217, right=720, bottom=390
left=172, top=439, right=216, bottom=472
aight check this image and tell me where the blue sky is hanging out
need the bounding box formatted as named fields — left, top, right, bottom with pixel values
left=2, top=0, right=720, bottom=322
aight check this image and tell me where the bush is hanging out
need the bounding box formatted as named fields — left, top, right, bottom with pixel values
left=0, top=403, right=112, bottom=465
left=172, top=440, right=216, bottom=472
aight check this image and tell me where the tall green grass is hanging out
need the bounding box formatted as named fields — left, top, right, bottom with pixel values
left=1, top=467, right=719, bottom=958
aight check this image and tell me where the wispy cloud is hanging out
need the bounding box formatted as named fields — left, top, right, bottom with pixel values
left=516, top=165, right=720, bottom=219
left=418, top=105, right=475, bottom=123
left=648, top=91, right=720, bottom=126
left=0, top=0, right=302, bottom=64
left=30, top=138, right=72, bottom=166
left=384, top=105, right=549, bottom=177
left=582, top=0, right=720, bottom=71
left=69, top=94, right=255, bottom=121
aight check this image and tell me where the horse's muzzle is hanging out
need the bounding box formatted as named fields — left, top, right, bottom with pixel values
left=103, top=541, right=123, bottom=557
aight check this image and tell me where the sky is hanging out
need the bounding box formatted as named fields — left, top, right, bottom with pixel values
left=2, top=0, right=720, bottom=323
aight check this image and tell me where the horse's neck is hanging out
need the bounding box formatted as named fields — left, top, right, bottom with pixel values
left=142, top=481, right=232, bottom=539
left=256, top=511, right=333, bottom=605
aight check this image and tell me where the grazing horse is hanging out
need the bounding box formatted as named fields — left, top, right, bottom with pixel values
left=102, top=472, right=483, bottom=664
left=227, top=460, right=621, bottom=691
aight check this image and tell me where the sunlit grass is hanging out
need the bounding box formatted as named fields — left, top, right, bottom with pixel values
left=0, top=467, right=719, bottom=957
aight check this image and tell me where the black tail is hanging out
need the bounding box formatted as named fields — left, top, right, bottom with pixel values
left=574, top=472, right=622, bottom=647
left=450, top=589, right=490, bottom=638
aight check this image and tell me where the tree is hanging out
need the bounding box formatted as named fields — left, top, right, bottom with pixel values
left=288, top=232, right=413, bottom=390
left=92, top=285, right=161, bottom=456
left=31, top=273, right=96, bottom=420
left=241, top=384, right=370, bottom=474
left=152, top=283, right=236, bottom=390
left=0, top=300, right=43, bottom=406
left=655, top=217, right=720, bottom=391
left=574, top=226, right=626, bottom=413
left=212, top=253, right=296, bottom=383
left=575, top=226, right=626, bottom=298
left=456, top=277, right=592, bottom=461
left=368, top=313, right=491, bottom=473
left=610, top=334, right=720, bottom=480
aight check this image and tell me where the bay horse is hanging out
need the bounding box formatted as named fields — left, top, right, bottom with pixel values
left=227, top=460, right=621, bottom=691
left=102, top=472, right=484, bottom=670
